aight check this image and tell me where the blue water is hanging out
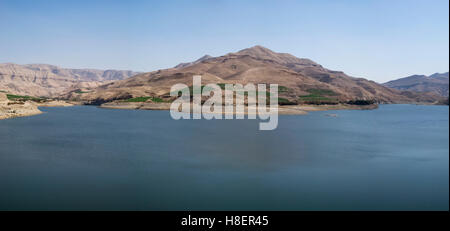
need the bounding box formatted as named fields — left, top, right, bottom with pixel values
left=0, top=104, right=448, bottom=210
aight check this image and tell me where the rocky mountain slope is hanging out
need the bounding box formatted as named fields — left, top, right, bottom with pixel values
left=383, top=72, right=449, bottom=97
left=174, top=55, right=213, bottom=69
left=65, top=46, right=444, bottom=105
left=0, top=63, right=139, bottom=97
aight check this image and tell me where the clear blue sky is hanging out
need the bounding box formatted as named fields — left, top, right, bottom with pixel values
left=0, top=0, right=448, bottom=82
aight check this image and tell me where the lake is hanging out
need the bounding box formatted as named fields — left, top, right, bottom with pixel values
left=0, top=104, right=448, bottom=210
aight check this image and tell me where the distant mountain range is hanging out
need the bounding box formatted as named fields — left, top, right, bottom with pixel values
left=0, top=63, right=139, bottom=97
left=383, top=72, right=449, bottom=97
left=66, top=45, right=443, bottom=104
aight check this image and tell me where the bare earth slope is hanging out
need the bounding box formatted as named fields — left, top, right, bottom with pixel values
left=383, top=72, right=449, bottom=97
left=67, top=46, right=444, bottom=104
left=0, top=63, right=139, bottom=97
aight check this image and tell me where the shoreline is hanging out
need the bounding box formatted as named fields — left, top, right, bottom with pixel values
left=99, top=101, right=379, bottom=115
left=0, top=101, right=43, bottom=120
left=0, top=99, right=74, bottom=120
left=3, top=100, right=447, bottom=120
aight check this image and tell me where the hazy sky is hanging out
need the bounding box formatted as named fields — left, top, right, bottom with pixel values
left=0, top=0, right=448, bottom=82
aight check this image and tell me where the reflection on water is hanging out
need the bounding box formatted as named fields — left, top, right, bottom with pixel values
left=0, top=104, right=448, bottom=210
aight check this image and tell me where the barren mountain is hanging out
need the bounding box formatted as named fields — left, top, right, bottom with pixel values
left=174, top=55, right=213, bottom=69
left=0, top=63, right=139, bottom=97
left=67, top=46, right=444, bottom=105
left=383, top=72, right=449, bottom=97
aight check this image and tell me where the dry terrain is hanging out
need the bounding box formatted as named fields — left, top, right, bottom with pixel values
left=67, top=46, right=444, bottom=106
left=384, top=72, right=449, bottom=97
left=0, top=92, right=42, bottom=119
left=0, top=92, right=75, bottom=120
left=0, top=63, right=139, bottom=97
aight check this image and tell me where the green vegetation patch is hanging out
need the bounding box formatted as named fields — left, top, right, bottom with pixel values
left=124, top=96, right=166, bottom=103
left=278, top=86, right=289, bottom=93
left=74, top=89, right=91, bottom=94
left=299, top=88, right=339, bottom=104
left=217, top=83, right=226, bottom=90
left=125, top=97, right=151, bottom=102
left=278, top=97, right=296, bottom=105
left=168, top=85, right=295, bottom=105
left=150, top=97, right=164, bottom=103
left=6, top=94, right=45, bottom=102
left=305, top=88, right=338, bottom=96
left=299, top=95, right=337, bottom=101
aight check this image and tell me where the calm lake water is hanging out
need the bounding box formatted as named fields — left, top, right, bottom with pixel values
left=0, top=105, right=448, bottom=210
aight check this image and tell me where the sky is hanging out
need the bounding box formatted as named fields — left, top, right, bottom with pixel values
left=0, top=0, right=448, bottom=83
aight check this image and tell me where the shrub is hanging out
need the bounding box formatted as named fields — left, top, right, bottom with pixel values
left=346, top=99, right=376, bottom=105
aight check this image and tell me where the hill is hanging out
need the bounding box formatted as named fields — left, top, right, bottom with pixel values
left=383, top=72, right=449, bottom=97
left=0, top=63, right=139, bottom=97
left=64, top=46, right=444, bottom=105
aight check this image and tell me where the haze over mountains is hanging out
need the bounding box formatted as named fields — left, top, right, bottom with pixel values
left=383, top=72, right=449, bottom=97
left=66, top=45, right=443, bottom=104
left=0, top=63, right=139, bottom=97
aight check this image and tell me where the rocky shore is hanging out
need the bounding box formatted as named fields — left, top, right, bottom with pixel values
left=0, top=93, right=42, bottom=120
left=0, top=93, right=74, bottom=120
left=36, top=100, right=74, bottom=107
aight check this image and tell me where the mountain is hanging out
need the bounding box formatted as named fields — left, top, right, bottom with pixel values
left=0, top=63, right=139, bottom=97
left=383, top=72, right=449, bottom=97
left=67, top=46, right=443, bottom=104
left=174, top=55, right=213, bottom=69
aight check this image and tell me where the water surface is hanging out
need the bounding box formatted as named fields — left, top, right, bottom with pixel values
left=0, top=105, right=448, bottom=210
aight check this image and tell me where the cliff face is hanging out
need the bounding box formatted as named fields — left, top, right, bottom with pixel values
left=69, top=46, right=443, bottom=104
left=0, top=63, right=139, bottom=97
